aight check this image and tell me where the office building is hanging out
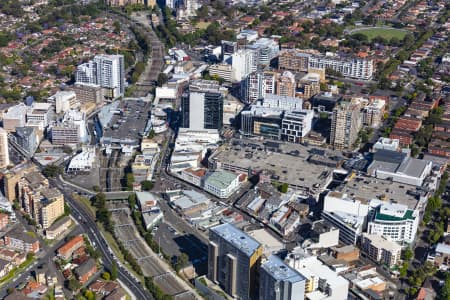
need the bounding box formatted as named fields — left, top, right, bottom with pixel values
left=243, top=71, right=277, bottom=103
left=14, top=127, right=38, bottom=155
left=262, top=94, right=302, bottom=110
left=51, top=125, right=79, bottom=145
left=367, top=201, right=419, bottom=244
left=308, top=54, right=374, bottom=80
left=276, top=71, right=296, bottom=97
left=260, top=255, right=306, bottom=300
left=71, top=84, right=103, bottom=105
left=361, top=233, right=401, bottom=268
left=241, top=94, right=305, bottom=140
left=330, top=101, right=362, bottom=150
left=26, top=103, right=50, bottom=131
left=51, top=109, right=88, bottom=146
left=241, top=107, right=284, bottom=139
left=373, top=137, right=400, bottom=152
left=281, top=110, right=314, bottom=143
left=208, top=223, right=263, bottom=300
left=241, top=94, right=302, bottom=139
left=181, top=80, right=224, bottom=130
left=76, top=54, right=125, bottom=99
left=322, top=191, right=370, bottom=245
left=55, top=91, right=79, bottom=114
left=203, top=170, right=240, bottom=198
left=232, top=49, right=257, bottom=81
left=0, top=128, right=10, bottom=169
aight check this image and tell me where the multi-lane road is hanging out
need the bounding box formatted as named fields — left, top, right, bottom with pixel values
left=50, top=177, right=153, bottom=300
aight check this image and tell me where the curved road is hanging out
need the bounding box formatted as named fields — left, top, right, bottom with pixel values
left=50, top=178, right=153, bottom=300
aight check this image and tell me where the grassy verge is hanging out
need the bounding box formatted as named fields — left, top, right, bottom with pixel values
left=0, top=257, right=35, bottom=286
left=72, top=193, right=96, bottom=218
left=98, top=223, right=144, bottom=282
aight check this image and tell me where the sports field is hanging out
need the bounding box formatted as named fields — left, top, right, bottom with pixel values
left=351, top=27, right=409, bottom=41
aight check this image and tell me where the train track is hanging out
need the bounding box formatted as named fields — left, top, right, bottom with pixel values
left=110, top=11, right=164, bottom=97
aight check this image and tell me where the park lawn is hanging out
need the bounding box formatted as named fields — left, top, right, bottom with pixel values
left=195, top=21, right=210, bottom=29
left=352, top=28, right=408, bottom=41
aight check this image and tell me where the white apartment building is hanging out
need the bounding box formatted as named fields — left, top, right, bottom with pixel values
left=243, top=71, right=276, bottom=103
left=75, top=61, right=97, bottom=85
left=76, top=54, right=125, bottom=99
left=248, top=38, right=280, bottom=67
left=309, top=54, right=374, bottom=80
left=232, top=49, right=257, bottom=81
left=94, top=54, right=125, bottom=98
left=367, top=201, right=419, bottom=244
left=361, top=233, right=402, bottom=267
left=0, top=128, right=10, bottom=169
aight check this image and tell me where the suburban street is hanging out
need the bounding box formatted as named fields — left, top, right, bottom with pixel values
left=0, top=225, right=84, bottom=299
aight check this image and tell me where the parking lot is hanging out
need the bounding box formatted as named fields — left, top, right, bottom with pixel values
left=153, top=222, right=208, bottom=275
